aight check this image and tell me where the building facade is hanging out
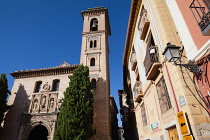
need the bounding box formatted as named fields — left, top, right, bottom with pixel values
left=0, top=62, right=78, bottom=140
left=110, top=96, right=119, bottom=140
left=0, top=7, right=114, bottom=140
left=120, top=0, right=210, bottom=140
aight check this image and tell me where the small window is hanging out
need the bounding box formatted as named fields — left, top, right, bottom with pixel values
left=90, top=18, right=98, bottom=31
left=91, top=78, right=96, bottom=89
left=90, top=58, right=95, bottom=66
left=34, top=81, right=42, bottom=93
left=52, top=79, right=60, bottom=91
left=90, top=40, right=93, bottom=48
left=94, top=40, right=97, bottom=48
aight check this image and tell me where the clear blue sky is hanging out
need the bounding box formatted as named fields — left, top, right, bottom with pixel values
left=0, top=0, right=131, bottom=126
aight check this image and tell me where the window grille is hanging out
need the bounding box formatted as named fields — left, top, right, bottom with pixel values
left=141, top=103, right=148, bottom=126
left=156, top=77, right=172, bottom=114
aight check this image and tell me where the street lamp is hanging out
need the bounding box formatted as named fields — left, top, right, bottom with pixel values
left=162, top=43, right=202, bottom=74
left=162, top=43, right=180, bottom=62
left=163, top=43, right=210, bottom=115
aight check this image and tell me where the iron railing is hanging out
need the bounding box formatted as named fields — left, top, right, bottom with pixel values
left=190, top=0, right=210, bottom=31
left=143, top=45, right=159, bottom=76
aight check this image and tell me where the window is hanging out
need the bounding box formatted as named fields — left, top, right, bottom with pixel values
left=90, top=40, right=97, bottom=48
left=91, top=78, right=96, bottom=89
left=90, top=18, right=98, bottom=31
left=90, top=58, right=95, bottom=66
left=141, top=103, right=148, bottom=127
left=156, top=77, right=172, bottom=113
left=90, top=40, right=93, bottom=48
left=52, top=79, right=60, bottom=91
left=94, top=40, right=97, bottom=48
left=34, top=81, right=42, bottom=93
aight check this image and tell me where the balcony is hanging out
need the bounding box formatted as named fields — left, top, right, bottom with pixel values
left=190, top=0, right=210, bottom=36
left=143, top=45, right=161, bottom=80
left=130, top=52, right=137, bottom=71
left=138, top=9, right=150, bottom=40
left=133, top=81, right=143, bottom=102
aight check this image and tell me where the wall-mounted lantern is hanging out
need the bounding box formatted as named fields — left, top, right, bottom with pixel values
left=162, top=43, right=202, bottom=74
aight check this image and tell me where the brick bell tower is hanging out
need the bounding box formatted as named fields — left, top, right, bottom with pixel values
left=80, top=7, right=111, bottom=140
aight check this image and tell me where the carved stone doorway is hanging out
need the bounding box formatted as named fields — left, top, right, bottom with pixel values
left=28, top=125, right=48, bottom=140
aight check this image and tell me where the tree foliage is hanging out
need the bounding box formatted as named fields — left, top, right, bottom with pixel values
left=54, top=65, right=94, bottom=140
left=0, top=74, right=10, bottom=127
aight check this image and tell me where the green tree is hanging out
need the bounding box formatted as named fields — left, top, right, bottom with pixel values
left=54, top=65, right=94, bottom=140
left=0, top=74, right=10, bottom=128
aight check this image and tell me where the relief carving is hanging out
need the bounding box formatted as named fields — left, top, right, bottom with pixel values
left=33, top=99, right=38, bottom=109
left=41, top=96, right=47, bottom=108
left=29, top=93, right=58, bottom=114
left=42, top=82, right=51, bottom=92
left=57, top=99, right=62, bottom=110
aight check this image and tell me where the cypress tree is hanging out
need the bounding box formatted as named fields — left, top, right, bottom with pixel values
left=54, top=65, right=94, bottom=140
left=0, top=74, right=10, bottom=128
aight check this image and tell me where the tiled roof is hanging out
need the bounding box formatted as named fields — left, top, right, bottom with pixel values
left=10, top=62, right=79, bottom=79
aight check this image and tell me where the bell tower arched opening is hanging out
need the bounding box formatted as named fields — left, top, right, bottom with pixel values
left=90, top=18, right=98, bottom=31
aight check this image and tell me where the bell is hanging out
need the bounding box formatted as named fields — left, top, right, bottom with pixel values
left=92, top=21, right=97, bottom=27
left=92, top=23, right=96, bottom=28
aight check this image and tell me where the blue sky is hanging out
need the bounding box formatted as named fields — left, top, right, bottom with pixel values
left=0, top=0, right=131, bottom=126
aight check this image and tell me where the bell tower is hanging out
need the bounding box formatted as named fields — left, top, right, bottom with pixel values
left=80, top=7, right=111, bottom=139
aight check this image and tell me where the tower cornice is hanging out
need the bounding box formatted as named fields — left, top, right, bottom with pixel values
left=81, top=7, right=108, bottom=19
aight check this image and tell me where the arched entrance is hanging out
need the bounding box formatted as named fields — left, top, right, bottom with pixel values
left=28, top=125, right=48, bottom=140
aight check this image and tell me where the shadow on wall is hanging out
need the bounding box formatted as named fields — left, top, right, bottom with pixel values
left=0, top=84, right=30, bottom=140
left=90, top=77, right=110, bottom=139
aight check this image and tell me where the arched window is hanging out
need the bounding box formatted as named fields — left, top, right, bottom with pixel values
left=90, top=40, right=93, bottom=48
left=94, top=40, right=97, bottom=48
left=90, top=18, right=98, bottom=31
left=52, top=79, right=60, bottom=91
left=34, top=81, right=42, bottom=93
left=90, top=58, right=95, bottom=66
left=91, top=78, right=96, bottom=89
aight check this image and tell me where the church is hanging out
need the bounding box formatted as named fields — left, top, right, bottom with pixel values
left=0, top=7, right=118, bottom=140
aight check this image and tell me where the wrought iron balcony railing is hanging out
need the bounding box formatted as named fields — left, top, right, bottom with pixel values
left=144, top=46, right=159, bottom=75
left=190, top=0, right=210, bottom=35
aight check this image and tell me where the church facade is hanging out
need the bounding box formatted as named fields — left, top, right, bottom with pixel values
left=0, top=7, right=113, bottom=140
